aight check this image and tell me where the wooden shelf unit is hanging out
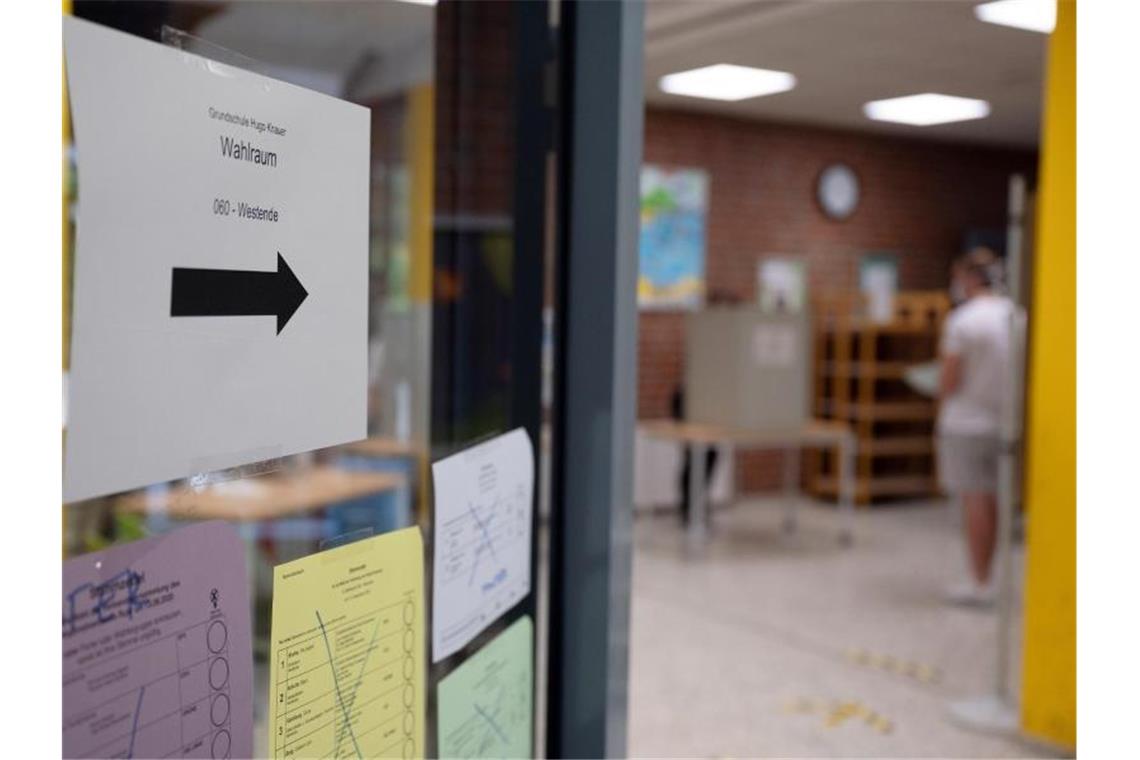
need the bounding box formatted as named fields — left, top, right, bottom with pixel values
left=806, top=290, right=951, bottom=504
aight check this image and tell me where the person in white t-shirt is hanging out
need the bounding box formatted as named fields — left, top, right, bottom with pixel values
left=937, top=247, right=1016, bottom=606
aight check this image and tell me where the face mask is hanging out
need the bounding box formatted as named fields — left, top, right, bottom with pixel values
left=950, top=280, right=967, bottom=305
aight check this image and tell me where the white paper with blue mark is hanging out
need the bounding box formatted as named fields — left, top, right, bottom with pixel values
left=431, top=429, right=534, bottom=662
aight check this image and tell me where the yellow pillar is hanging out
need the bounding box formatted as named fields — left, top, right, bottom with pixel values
left=62, top=0, right=73, bottom=555
left=404, top=84, right=434, bottom=516
left=1020, top=0, right=1075, bottom=749
left=63, top=0, right=73, bottom=369
left=406, top=84, right=434, bottom=306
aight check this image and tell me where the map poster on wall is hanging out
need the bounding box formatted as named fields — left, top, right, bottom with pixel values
left=638, top=165, right=709, bottom=309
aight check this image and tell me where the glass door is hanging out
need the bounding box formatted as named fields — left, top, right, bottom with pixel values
left=63, top=1, right=554, bottom=757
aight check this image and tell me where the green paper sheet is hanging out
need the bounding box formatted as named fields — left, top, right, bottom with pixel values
left=437, top=615, right=533, bottom=758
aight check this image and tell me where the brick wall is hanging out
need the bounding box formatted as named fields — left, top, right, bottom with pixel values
left=434, top=0, right=513, bottom=217
left=641, top=107, right=1036, bottom=491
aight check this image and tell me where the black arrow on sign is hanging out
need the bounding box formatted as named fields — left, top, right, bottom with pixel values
left=170, top=252, right=308, bottom=334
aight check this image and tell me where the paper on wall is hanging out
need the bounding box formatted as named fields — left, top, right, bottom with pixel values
left=432, top=429, right=534, bottom=662
left=437, top=615, right=534, bottom=759
left=62, top=18, right=369, bottom=502
left=758, top=257, right=807, bottom=314
left=268, top=527, right=425, bottom=759
left=752, top=324, right=796, bottom=368
left=62, top=522, right=253, bottom=759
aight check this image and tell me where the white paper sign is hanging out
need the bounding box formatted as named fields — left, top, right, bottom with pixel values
left=432, top=429, right=534, bottom=662
left=752, top=324, right=796, bottom=368
left=63, top=18, right=370, bottom=502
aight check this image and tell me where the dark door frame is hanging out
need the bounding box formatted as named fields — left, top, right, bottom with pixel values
left=547, top=1, right=644, bottom=757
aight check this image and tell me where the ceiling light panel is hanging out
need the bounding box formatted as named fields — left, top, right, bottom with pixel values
left=862, top=93, right=992, bottom=126
left=659, top=64, right=796, bottom=102
left=974, top=0, right=1056, bottom=34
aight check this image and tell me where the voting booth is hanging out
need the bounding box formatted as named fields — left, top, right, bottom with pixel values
left=639, top=305, right=855, bottom=547
left=685, top=308, right=812, bottom=431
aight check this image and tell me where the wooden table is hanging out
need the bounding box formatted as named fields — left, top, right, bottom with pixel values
left=641, top=419, right=856, bottom=548
left=115, top=466, right=405, bottom=522
left=340, top=436, right=421, bottom=459
left=115, top=466, right=407, bottom=653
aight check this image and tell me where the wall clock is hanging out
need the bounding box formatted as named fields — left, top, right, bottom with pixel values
left=817, top=163, right=860, bottom=220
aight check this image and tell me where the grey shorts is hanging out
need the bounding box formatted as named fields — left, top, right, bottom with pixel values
left=937, top=434, right=1000, bottom=494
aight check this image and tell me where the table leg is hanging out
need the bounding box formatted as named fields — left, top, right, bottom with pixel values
left=838, top=435, right=855, bottom=546
left=782, top=446, right=800, bottom=534
left=687, top=441, right=709, bottom=553
left=728, top=444, right=737, bottom=505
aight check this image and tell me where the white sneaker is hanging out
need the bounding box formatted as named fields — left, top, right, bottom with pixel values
left=943, top=579, right=996, bottom=608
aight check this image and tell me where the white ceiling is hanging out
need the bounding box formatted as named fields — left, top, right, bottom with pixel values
left=644, top=0, right=1047, bottom=148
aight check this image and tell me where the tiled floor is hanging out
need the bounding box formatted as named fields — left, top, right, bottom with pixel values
left=628, top=497, right=1065, bottom=758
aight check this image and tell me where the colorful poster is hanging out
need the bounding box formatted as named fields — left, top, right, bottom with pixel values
left=268, top=527, right=425, bottom=759
left=437, top=616, right=534, bottom=759
left=431, top=429, right=534, bottom=663
left=638, top=165, right=709, bottom=309
left=62, top=522, right=253, bottom=759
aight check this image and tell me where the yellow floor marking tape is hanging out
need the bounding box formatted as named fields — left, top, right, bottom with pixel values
left=786, top=697, right=895, bottom=735
left=843, top=647, right=942, bottom=684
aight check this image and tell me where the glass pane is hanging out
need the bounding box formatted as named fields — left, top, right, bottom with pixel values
left=63, top=1, right=550, bottom=757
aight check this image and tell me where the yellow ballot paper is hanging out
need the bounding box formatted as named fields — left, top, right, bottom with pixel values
left=269, top=528, right=425, bottom=759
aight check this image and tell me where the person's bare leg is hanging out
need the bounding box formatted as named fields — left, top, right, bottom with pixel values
left=962, top=491, right=998, bottom=584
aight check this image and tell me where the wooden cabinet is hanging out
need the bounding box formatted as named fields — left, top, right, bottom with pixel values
left=806, top=291, right=950, bottom=503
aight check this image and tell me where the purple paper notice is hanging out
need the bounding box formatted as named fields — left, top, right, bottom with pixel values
left=62, top=522, right=252, bottom=759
